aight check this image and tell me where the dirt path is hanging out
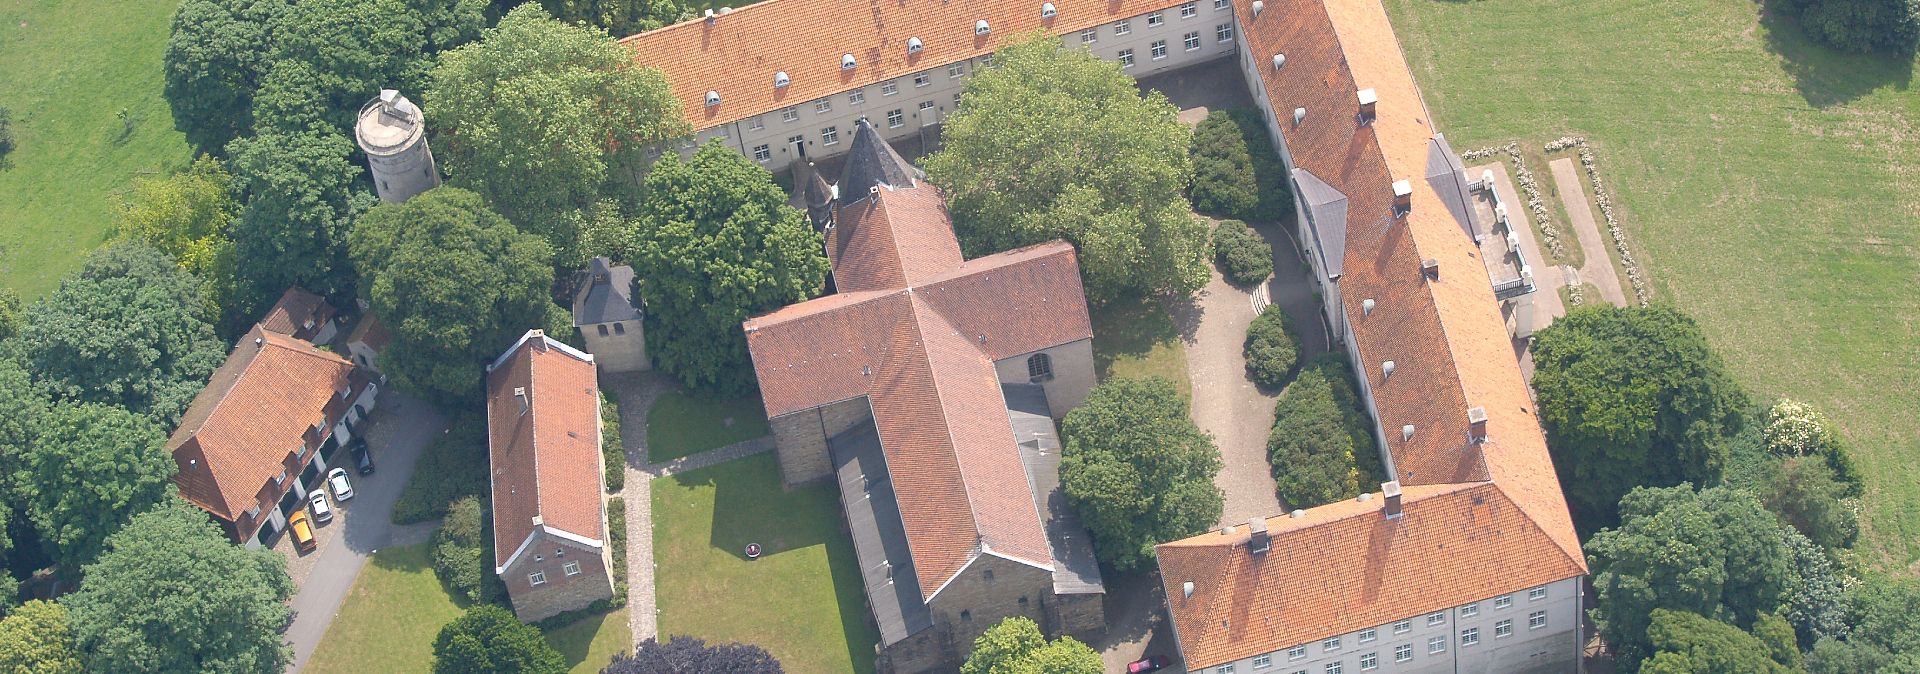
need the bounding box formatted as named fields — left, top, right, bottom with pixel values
left=1549, top=157, right=1629, bottom=307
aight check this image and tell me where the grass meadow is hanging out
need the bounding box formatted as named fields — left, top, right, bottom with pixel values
left=1384, top=0, right=1920, bottom=570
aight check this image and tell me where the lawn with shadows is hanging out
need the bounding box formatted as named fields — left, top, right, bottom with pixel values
left=1090, top=295, right=1192, bottom=398
left=645, top=390, right=770, bottom=463
left=652, top=452, right=877, bottom=673
left=1386, top=0, right=1920, bottom=567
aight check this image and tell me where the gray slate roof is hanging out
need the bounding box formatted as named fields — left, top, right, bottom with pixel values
left=1425, top=133, right=1480, bottom=242
left=829, top=420, right=935, bottom=646
left=837, top=119, right=924, bottom=205
left=1004, top=383, right=1104, bottom=595
left=1293, top=168, right=1350, bottom=280
left=573, top=257, right=643, bottom=326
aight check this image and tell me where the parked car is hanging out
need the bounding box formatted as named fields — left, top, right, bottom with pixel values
left=350, top=438, right=375, bottom=476
left=308, top=490, right=333, bottom=523
left=288, top=510, right=317, bottom=554
left=328, top=467, right=354, bottom=501
left=1128, top=655, right=1171, bottom=674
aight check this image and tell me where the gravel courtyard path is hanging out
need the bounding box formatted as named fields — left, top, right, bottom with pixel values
left=1549, top=157, right=1629, bottom=307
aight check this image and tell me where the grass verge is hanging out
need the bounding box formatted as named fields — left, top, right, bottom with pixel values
left=1090, top=295, right=1192, bottom=398
left=645, top=391, right=770, bottom=464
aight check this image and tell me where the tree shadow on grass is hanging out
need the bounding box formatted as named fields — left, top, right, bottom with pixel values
left=1093, top=295, right=1192, bottom=380
left=1759, top=5, right=1914, bottom=108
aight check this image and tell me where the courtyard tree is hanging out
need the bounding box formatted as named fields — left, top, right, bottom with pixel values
left=19, top=402, right=175, bottom=575
left=226, top=129, right=372, bottom=310
left=923, top=35, right=1209, bottom=304
left=115, top=156, right=247, bottom=334
left=162, top=0, right=289, bottom=152
left=629, top=142, right=830, bottom=396
left=349, top=187, right=556, bottom=406
left=1267, top=368, right=1361, bottom=508
left=1529, top=304, right=1749, bottom=528
left=1639, top=609, right=1799, bottom=674
left=960, top=616, right=1102, bottom=674
left=603, top=636, right=784, bottom=674
left=1188, top=111, right=1260, bottom=219
left=1586, top=484, right=1794, bottom=670
left=64, top=499, right=294, bottom=674
left=1242, top=305, right=1298, bottom=388
left=432, top=605, right=566, bottom=674
left=1059, top=377, right=1222, bottom=570
left=13, top=243, right=225, bottom=424
left=537, top=0, right=690, bottom=36
left=429, top=3, right=688, bottom=252
left=0, top=600, right=82, bottom=674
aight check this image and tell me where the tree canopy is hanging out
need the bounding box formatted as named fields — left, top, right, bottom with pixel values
left=1267, top=368, right=1361, bottom=508
left=537, top=0, right=690, bottom=37
left=1586, top=484, right=1794, bottom=670
left=1059, top=377, right=1222, bottom=570
left=1762, top=455, right=1858, bottom=551
left=629, top=142, right=829, bottom=396
left=19, top=403, right=175, bottom=574
left=1530, top=305, right=1749, bottom=528
left=960, top=616, right=1102, bottom=674
left=1639, top=609, right=1799, bottom=674
left=1189, top=111, right=1259, bottom=219
left=432, top=604, right=566, bottom=674
left=13, top=243, right=225, bottom=424
left=1242, top=304, right=1298, bottom=388
left=923, top=35, right=1208, bottom=304
left=63, top=499, right=293, bottom=674
left=116, top=156, right=247, bottom=334
left=1777, top=0, right=1920, bottom=54
left=603, top=636, right=784, bottom=674
left=0, top=600, right=82, bottom=674
left=349, top=187, right=556, bottom=405
left=1211, top=219, right=1272, bottom=287
left=429, top=3, right=687, bottom=253
left=226, top=128, right=372, bottom=309
left=162, top=0, right=289, bottom=152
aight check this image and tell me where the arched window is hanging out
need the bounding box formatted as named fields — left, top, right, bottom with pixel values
left=613, top=322, right=626, bottom=335
left=1027, top=352, right=1053, bottom=381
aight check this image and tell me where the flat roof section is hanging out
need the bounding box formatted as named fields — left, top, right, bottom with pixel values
left=1004, top=383, right=1104, bottom=596
left=829, top=421, right=934, bottom=646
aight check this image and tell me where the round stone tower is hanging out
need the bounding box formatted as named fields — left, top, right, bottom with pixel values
left=355, top=90, right=441, bottom=203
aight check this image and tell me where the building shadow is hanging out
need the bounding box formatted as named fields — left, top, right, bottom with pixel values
left=1758, top=4, right=1913, bottom=108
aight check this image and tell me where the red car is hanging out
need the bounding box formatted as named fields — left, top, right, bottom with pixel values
left=1128, top=655, right=1171, bottom=673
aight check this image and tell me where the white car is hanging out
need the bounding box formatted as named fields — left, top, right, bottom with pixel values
left=308, top=490, right=333, bottom=523
left=328, top=467, right=355, bottom=501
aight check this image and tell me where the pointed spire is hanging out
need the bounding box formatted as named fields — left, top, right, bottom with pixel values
left=837, top=119, right=924, bottom=205
left=788, top=161, right=836, bottom=230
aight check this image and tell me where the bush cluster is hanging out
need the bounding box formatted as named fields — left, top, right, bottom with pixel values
left=1212, top=219, right=1273, bottom=286
left=1243, top=305, right=1299, bottom=389
left=603, top=392, right=625, bottom=492
left=1265, top=354, right=1386, bottom=509
left=393, top=415, right=490, bottom=524
left=0, top=106, right=15, bottom=169
left=1187, top=110, right=1294, bottom=222
left=430, top=495, right=503, bottom=605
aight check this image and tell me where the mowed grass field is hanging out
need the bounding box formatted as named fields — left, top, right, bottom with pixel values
left=0, top=0, right=194, bottom=298
left=1384, top=0, right=1920, bottom=570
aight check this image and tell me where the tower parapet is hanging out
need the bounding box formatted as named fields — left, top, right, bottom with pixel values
left=355, top=90, right=441, bottom=203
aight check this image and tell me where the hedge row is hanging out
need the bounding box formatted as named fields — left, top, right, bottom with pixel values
left=1213, top=219, right=1273, bottom=286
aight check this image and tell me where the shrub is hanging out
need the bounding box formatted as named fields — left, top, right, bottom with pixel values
left=602, top=392, right=626, bottom=492
left=393, top=415, right=490, bottom=524
left=1268, top=368, right=1359, bottom=507
left=431, top=496, right=493, bottom=604
left=432, top=605, right=565, bottom=674
left=1762, top=399, right=1863, bottom=496
left=0, top=106, right=14, bottom=169
left=605, top=636, right=784, bottom=674
left=1762, top=456, right=1859, bottom=551
left=1780, top=527, right=1847, bottom=647
left=1212, top=219, right=1273, bottom=286
left=1226, top=109, right=1294, bottom=221
left=1303, top=354, right=1385, bottom=486
left=1189, top=112, right=1259, bottom=218
left=1243, top=305, right=1299, bottom=389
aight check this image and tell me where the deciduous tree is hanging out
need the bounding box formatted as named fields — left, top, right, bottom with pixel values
left=1762, top=455, right=1858, bottom=551
left=226, top=129, right=372, bottom=310
left=1530, top=305, right=1749, bottom=529
left=258, top=0, right=485, bottom=136
left=64, top=499, right=294, bottom=674
left=0, top=600, right=81, bottom=674
left=116, top=156, right=247, bottom=334
left=1777, top=0, right=1920, bottom=54
left=960, top=616, right=1102, bottom=674
left=923, top=35, right=1208, bottom=304
left=162, top=0, right=289, bottom=152
left=19, top=403, right=174, bottom=574
left=538, top=0, right=690, bottom=36
left=629, top=142, right=829, bottom=395
left=349, top=187, right=556, bottom=406
left=603, top=636, right=783, bottom=674
left=1059, top=377, right=1221, bottom=570
left=1639, top=609, right=1798, bottom=674
left=432, top=604, right=565, bottom=674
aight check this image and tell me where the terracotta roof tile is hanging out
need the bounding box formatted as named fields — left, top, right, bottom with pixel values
left=487, top=331, right=607, bottom=566
left=258, top=287, right=337, bottom=342
left=831, top=186, right=966, bottom=291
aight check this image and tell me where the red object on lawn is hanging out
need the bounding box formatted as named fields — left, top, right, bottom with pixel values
left=745, top=543, right=762, bottom=559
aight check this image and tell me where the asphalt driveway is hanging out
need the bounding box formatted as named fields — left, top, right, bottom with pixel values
left=284, top=392, right=446, bottom=673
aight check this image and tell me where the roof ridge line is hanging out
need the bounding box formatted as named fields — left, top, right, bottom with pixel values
left=904, top=297, right=989, bottom=560
left=525, top=340, right=545, bottom=535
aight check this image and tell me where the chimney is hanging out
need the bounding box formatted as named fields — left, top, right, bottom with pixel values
left=1382, top=480, right=1403, bottom=518
left=1247, top=517, right=1270, bottom=554
left=1422, top=258, right=1440, bottom=281
left=1468, top=406, right=1488, bottom=443
left=1357, top=88, right=1377, bottom=124
left=514, top=386, right=529, bottom=415
left=1393, top=179, right=1413, bottom=214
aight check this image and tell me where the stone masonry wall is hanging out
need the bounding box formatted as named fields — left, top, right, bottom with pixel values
left=581, top=320, right=650, bottom=373
left=992, top=338, right=1097, bottom=417
left=769, top=396, right=873, bottom=486
left=502, top=532, right=615, bottom=623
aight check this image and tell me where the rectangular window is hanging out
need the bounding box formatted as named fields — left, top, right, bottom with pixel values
left=1392, top=620, right=1411, bottom=634
left=1151, top=40, right=1167, bottom=59
left=953, top=92, right=962, bottom=106
left=528, top=571, right=547, bottom=586
left=1215, top=666, right=1235, bottom=674
left=821, top=126, right=839, bottom=145
left=752, top=144, right=771, bottom=161
left=780, top=106, right=799, bottom=123
left=1323, top=637, right=1340, bottom=652
left=1081, top=27, right=1097, bottom=43
left=1529, top=586, right=1548, bottom=601
left=914, top=72, right=930, bottom=87
left=882, top=81, right=899, bottom=96
left=748, top=117, right=764, bottom=131
left=1324, top=663, right=1341, bottom=674
left=918, top=100, right=936, bottom=126
left=1181, top=1, right=1198, bottom=17
left=1427, top=636, right=1446, bottom=655
left=1287, top=645, right=1306, bottom=660
left=1359, top=652, right=1377, bottom=671
left=1495, top=620, right=1513, bottom=638
left=787, top=134, right=804, bottom=150
left=563, top=560, right=581, bottom=576
left=815, top=100, right=831, bottom=114
left=1217, top=23, right=1234, bottom=42
left=1461, top=603, right=1479, bottom=618
left=1215, top=0, right=1229, bottom=9
left=1118, top=48, right=1135, bottom=68
left=1495, top=595, right=1513, bottom=609
left=1147, top=11, right=1164, bottom=26
left=1252, top=654, right=1271, bottom=669
left=948, top=63, right=965, bottom=78
left=597, top=324, right=609, bottom=336
left=886, top=109, right=904, bottom=128
left=982, top=54, right=994, bottom=67
left=1358, top=628, right=1376, bottom=643
left=1115, top=19, right=1131, bottom=34
left=848, top=90, right=866, bottom=106
left=1461, top=628, right=1479, bottom=647
left=1185, top=31, right=1201, bottom=50
left=1427, top=612, right=1446, bottom=626
left=1394, top=645, right=1412, bottom=663
left=1529, top=611, right=1548, bottom=630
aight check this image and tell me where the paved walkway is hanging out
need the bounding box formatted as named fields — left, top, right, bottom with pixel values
left=286, top=393, right=445, bottom=674
left=602, top=371, right=775, bottom=647
left=1549, top=157, right=1630, bottom=307
left=1473, top=161, right=1568, bottom=340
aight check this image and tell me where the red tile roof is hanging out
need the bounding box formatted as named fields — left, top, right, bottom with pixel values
left=743, top=177, right=1090, bottom=599
left=169, top=326, right=357, bottom=535
left=486, top=331, right=607, bottom=569
left=622, top=0, right=1193, bottom=131
left=258, top=287, right=338, bottom=342
left=1155, top=0, right=1585, bottom=666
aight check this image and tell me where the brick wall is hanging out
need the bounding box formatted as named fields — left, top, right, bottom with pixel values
left=770, top=396, right=874, bottom=486
left=501, top=532, right=616, bottom=623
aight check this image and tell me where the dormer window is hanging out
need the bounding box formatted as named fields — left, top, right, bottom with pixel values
left=1041, top=2, right=1056, bottom=18
left=841, top=53, right=857, bottom=70
left=774, top=71, right=790, bottom=87
left=704, top=90, right=721, bottom=107
left=975, top=19, right=991, bottom=35
left=907, top=37, right=923, bottom=54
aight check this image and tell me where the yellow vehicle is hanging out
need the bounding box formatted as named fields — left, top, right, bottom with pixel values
left=288, top=509, right=317, bottom=554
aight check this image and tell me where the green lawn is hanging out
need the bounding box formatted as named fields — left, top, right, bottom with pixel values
left=1090, top=295, right=1193, bottom=397
left=645, top=390, right=771, bottom=463
left=306, top=545, right=632, bottom=674
left=653, top=452, right=877, bottom=674
left=0, top=0, right=194, bottom=298
left=1385, top=0, right=1920, bottom=570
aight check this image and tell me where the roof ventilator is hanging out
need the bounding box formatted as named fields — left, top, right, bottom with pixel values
left=1252, top=0, right=1263, bottom=16
left=1272, top=53, right=1286, bottom=70
left=841, top=53, right=856, bottom=70
left=1042, top=2, right=1057, bottom=18
left=704, top=90, right=721, bottom=107
left=1382, top=481, right=1404, bottom=518
left=1183, top=581, right=1195, bottom=599
left=1357, top=87, right=1378, bottom=124
left=1293, top=107, right=1306, bottom=126
left=1247, top=517, right=1270, bottom=554
left=1289, top=509, right=1306, bottom=518
left=907, top=37, right=924, bottom=54
left=976, top=19, right=991, bottom=36
left=1362, top=298, right=1376, bottom=316
left=774, top=71, right=790, bottom=87
left=1382, top=360, right=1395, bottom=380
left=1392, top=178, right=1414, bottom=215
left=1402, top=424, right=1416, bottom=442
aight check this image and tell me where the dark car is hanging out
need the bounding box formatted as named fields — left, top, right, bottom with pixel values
left=1127, top=656, right=1171, bottom=674
left=350, top=438, right=375, bottom=476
